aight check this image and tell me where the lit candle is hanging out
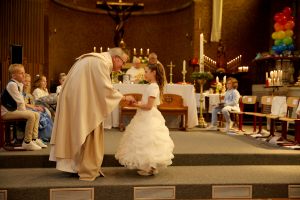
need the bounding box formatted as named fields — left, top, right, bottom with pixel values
left=133, top=48, right=136, bottom=55
left=279, top=70, right=281, bottom=79
left=147, top=48, right=150, bottom=55
left=270, top=71, right=274, bottom=79
left=93, top=46, right=96, bottom=52
left=223, top=75, right=226, bottom=84
left=216, top=76, right=219, bottom=83
left=100, top=47, right=103, bottom=53
left=107, top=47, right=110, bottom=51
left=183, top=60, right=186, bottom=72
left=266, top=72, right=268, bottom=80
left=140, top=48, right=143, bottom=55
left=199, top=33, right=204, bottom=72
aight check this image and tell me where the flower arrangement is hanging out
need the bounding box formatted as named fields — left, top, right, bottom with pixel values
left=191, top=71, right=213, bottom=81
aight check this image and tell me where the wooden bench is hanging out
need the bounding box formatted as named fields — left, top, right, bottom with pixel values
left=119, top=93, right=142, bottom=131
left=0, top=101, right=27, bottom=150
left=278, top=97, right=300, bottom=145
left=244, top=96, right=273, bottom=136
left=158, top=94, right=188, bottom=131
left=229, top=96, right=257, bottom=132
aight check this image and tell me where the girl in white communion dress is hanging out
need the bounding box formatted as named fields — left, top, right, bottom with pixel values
left=115, top=63, right=174, bottom=176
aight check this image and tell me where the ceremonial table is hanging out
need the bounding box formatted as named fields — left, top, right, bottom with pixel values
left=196, top=93, right=223, bottom=112
left=104, top=83, right=198, bottom=129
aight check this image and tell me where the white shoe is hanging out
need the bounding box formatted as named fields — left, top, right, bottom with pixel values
left=137, top=170, right=153, bottom=176
left=206, top=125, right=218, bottom=131
left=34, top=139, right=47, bottom=148
left=225, top=121, right=234, bottom=131
left=22, top=141, right=42, bottom=151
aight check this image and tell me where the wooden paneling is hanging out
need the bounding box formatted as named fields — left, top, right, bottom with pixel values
left=0, top=0, right=46, bottom=91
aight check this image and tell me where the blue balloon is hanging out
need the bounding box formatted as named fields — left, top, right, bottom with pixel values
left=287, top=44, right=295, bottom=51
left=278, top=44, right=287, bottom=52
left=272, top=45, right=281, bottom=54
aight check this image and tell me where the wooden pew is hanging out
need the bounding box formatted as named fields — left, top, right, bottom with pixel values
left=158, top=94, right=188, bottom=131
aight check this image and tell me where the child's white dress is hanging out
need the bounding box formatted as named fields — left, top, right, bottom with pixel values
left=115, top=83, right=174, bottom=171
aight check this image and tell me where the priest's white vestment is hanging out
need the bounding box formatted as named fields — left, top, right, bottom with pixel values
left=49, top=52, right=123, bottom=181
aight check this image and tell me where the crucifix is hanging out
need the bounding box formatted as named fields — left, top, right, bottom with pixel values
left=96, top=0, right=144, bottom=47
left=167, top=61, right=175, bottom=84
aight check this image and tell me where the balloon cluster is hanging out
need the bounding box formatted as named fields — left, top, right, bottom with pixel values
left=271, top=7, right=295, bottom=54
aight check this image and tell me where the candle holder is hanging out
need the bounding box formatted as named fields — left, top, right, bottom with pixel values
left=182, top=70, right=187, bottom=84
left=191, top=71, right=213, bottom=128
left=167, top=62, right=175, bottom=84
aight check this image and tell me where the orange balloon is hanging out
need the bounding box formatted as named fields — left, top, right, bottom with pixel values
left=274, top=23, right=284, bottom=31
left=285, top=20, right=295, bottom=30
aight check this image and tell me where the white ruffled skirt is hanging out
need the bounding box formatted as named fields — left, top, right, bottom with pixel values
left=115, top=107, right=174, bottom=170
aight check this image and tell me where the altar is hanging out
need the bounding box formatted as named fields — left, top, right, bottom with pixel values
left=104, top=83, right=199, bottom=129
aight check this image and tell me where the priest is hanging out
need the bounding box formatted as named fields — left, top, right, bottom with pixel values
left=49, top=48, right=135, bottom=181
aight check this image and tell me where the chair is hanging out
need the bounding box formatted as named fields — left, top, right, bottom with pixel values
left=265, top=96, right=287, bottom=138
left=119, top=93, right=142, bottom=131
left=0, top=101, right=27, bottom=150
left=229, top=96, right=257, bottom=133
left=278, top=97, right=300, bottom=144
left=158, top=94, right=188, bottom=130
left=244, top=96, right=273, bottom=135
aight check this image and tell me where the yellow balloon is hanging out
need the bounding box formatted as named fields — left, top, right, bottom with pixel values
left=277, top=31, right=286, bottom=39
left=285, top=29, right=294, bottom=37
left=272, top=32, right=278, bottom=40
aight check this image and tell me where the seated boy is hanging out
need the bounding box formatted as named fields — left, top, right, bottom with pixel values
left=1, top=64, right=46, bottom=150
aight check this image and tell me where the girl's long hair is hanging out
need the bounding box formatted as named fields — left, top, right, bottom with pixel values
left=147, top=63, right=167, bottom=102
left=33, top=74, right=47, bottom=91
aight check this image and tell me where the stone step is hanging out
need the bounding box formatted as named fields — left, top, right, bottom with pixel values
left=1, top=166, right=300, bottom=200
left=1, top=149, right=300, bottom=168
left=1, top=130, right=300, bottom=168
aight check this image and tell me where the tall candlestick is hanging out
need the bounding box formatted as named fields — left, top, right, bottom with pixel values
left=167, top=61, right=175, bottom=84
left=199, top=33, right=204, bottom=72
left=182, top=60, right=186, bottom=72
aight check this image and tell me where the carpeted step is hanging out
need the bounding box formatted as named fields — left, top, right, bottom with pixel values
left=1, top=166, right=300, bottom=200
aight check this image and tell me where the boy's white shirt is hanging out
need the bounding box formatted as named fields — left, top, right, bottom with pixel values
left=1, top=79, right=26, bottom=116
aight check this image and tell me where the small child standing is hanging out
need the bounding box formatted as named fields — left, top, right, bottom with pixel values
left=115, top=63, right=174, bottom=176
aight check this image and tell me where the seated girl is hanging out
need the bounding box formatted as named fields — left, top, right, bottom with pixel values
left=24, top=74, right=53, bottom=142
left=33, top=75, right=57, bottom=117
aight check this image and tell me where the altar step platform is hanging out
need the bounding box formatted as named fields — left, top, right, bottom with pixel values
left=1, top=128, right=300, bottom=200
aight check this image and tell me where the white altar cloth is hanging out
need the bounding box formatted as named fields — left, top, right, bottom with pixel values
left=104, top=83, right=198, bottom=129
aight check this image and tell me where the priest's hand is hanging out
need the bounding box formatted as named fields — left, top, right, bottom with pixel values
left=123, top=95, right=136, bottom=104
